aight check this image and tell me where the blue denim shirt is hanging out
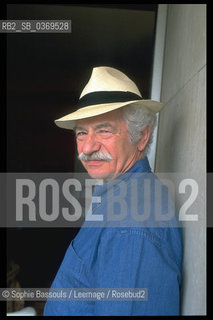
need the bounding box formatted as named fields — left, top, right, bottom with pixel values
left=44, top=157, right=182, bottom=316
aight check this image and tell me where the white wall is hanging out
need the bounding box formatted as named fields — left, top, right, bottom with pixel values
left=155, top=4, right=206, bottom=315
left=148, top=5, right=167, bottom=171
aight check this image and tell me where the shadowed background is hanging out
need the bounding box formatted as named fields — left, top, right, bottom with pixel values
left=6, top=4, right=157, bottom=292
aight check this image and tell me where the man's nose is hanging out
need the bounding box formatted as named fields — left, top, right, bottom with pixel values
left=82, top=133, right=101, bottom=155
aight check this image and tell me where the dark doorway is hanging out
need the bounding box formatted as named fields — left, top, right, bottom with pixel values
left=6, top=4, right=157, bottom=310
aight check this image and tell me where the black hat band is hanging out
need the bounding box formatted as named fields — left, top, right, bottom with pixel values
left=77, top=91, right=142, bottom=109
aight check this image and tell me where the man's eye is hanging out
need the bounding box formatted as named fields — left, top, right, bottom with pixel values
left=98, top=130, right=111, bottom=134
left=76, top=131, right=87, bottom=137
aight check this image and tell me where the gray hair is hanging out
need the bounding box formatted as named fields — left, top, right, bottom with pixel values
left=122, top=104, right=157, bottom=155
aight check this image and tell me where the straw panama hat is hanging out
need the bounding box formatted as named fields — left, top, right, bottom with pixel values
left=55, top=66, right=164, bottom=130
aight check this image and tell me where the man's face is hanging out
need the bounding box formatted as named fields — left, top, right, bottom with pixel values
left=75, top=109, right=142, bottom=181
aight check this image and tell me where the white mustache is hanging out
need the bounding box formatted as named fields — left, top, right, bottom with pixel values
left=78, top=151, right=113, bottom=162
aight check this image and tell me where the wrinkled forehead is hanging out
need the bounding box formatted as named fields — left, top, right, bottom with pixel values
left=75, top=108, right=125, bottom=128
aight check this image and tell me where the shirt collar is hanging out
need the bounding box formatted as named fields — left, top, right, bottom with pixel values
left=127, top=156, right=151, bottom=174
left=93, top=156, right=151, bottom=197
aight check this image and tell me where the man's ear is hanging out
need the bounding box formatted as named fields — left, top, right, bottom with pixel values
left=137, top=125, right=151, bottom=152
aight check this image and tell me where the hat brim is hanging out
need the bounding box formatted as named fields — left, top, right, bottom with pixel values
left=55, top=99, right=163, bottom=130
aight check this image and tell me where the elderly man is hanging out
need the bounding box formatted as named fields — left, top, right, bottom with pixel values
left=44, top=66, right=182, bottom=316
